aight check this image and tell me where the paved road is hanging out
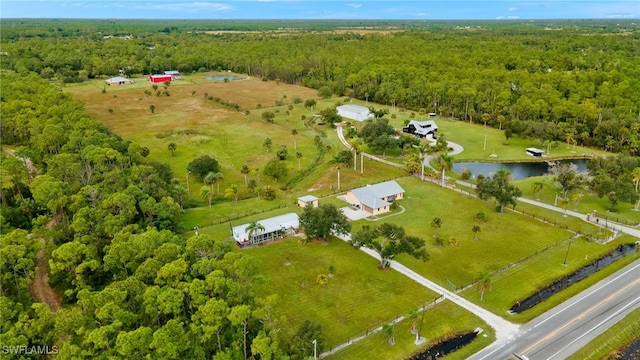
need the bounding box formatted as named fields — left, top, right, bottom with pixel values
left=469, top=260, right=640, bottom=360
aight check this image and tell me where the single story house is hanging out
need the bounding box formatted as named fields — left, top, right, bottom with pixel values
left=149, top=74, right=173, bottom=83
left=297, top=195, right=319, bottom=208
left=105, top=77, right=135, bottom=86
left=164, top=70, right=182, bottom=80
left=402, top=120, right=438, bottom=139
left=336, top=105, right=374, bottom=122
left=232, top=213, right=299, bottom=246
left=345, top=180, right=405, bottom=215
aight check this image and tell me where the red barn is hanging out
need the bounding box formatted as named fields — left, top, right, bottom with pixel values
left=149, top=74, right=173, bottom=83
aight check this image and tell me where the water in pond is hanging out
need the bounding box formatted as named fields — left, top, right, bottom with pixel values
left=205, top=75, right=243, bottom=81
left=453, top=159, right=588, bottom=180
left=410, top=332, right=478, bottom=359
left=510, top=243, right=638, bottom=314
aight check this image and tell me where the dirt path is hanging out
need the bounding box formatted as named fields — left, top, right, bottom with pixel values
left=30, top=239, right=62, bottom=312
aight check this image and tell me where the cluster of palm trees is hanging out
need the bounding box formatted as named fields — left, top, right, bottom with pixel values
left=200, top=171, right=224, bottom=207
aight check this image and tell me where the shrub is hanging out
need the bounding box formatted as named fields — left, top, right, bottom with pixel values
left=187, top=155, right=220, bottom=179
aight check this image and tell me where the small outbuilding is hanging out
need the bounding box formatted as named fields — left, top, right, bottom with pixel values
left=105, top=77, right=135, bottom=86
left=336, top=105, right=374, bottom=122
left=149, top=74, right=173, bottom=83
left=345, top=180, right=405, bottom=215
left=164, top=70, right=182, bottom=80
left=232, top=213, right=300, bottom=246
left=297, top=195, right=319, bottom=208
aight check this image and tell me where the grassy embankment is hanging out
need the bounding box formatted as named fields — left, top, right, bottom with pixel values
left=568, top=306, right=640, bottom=360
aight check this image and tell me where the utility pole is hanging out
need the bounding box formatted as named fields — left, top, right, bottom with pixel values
left=186, top=171, right=191, bottom=199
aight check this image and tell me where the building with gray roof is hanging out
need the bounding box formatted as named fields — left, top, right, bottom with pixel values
left=345, top=180, right=404, bottom=215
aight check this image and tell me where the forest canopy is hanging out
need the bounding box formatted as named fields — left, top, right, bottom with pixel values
left=1, top=19, right=639, bottom=154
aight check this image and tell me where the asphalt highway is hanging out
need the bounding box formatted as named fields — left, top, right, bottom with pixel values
left=470, top=259, right=640, bottom=360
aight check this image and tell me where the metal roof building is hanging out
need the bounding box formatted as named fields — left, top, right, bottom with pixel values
left=231, top=213, right=300, bottom=246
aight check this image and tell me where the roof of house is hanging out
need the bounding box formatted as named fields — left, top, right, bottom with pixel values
left=298, top=195, right=319, bottom=202
left=337, top=104, right=371, bottom=114
left=164, top=70, right=180, bottom=75
left=106, top=76, right=131, bottom=82
left=349, top=180, right=404, bottom=210
left=406, top=120, right=438, bottom=135
left=231, top=212, right=300, bottom=243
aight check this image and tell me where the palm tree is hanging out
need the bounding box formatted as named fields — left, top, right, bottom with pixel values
left=204, top=172, right=217, bottom=194
left=245, top=221, right=265, bottom=243
left=472, top=225, right=481, bottom=240
left=434, top=154, right=453, bottom=187
left=240, top=165, right=250, bottom=187
left=296, top=151, right=303, bottom=171
left=632, top=167, right=640, bottom=211
left=200, top=185, right=213, bottom=208
left=212, top=172, right=224, bottom=194
left=291, top=128, right=298, bottom=150
left=336, top=165, right=341, bottom=191
left=382, top=323, right=395, bottom=346
left=224, top=184, right=239, bottom=203
left=571, top=192, right=583, bottom=210
left=173, top=184, right=187, bottom=211
left=532, top=181, right=546, bottom=200
left=407, top=310, right=418, bottom=335
left=167, top=141, right=177, bottom=156
left=431, top=217, right=442, bottom=238
left=476, top=272, right=491, bottom=301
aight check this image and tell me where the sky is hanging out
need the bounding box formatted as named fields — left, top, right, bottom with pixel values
left=1, top=1, right=638, bottom=20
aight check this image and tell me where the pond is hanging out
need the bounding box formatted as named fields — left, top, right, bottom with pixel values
left=205, top=75, right=243, bottom=81
left=453, top=159, right=588, bottom=181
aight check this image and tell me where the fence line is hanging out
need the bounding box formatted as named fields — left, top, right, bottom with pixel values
left=320, top=295, right=445, bottom=358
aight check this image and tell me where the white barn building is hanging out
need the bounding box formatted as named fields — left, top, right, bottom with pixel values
left=336, top=105, right=374, bottom=122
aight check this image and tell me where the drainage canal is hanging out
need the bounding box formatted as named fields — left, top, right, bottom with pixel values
left=621, top=337, right=640, bottom=359
left=409, top=331, right=478, bottom=360
left=510, top=243, right=638, bottom=314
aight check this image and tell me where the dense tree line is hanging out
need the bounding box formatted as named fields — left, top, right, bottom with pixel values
left=1, top=20, right=639, bottom=153
left=0, top=73, right=321, bottom=359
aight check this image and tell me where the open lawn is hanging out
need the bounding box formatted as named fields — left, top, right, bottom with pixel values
left=384, top=113, right=610, bottom=162
left=66, top=75, right=404, bottom=208
left=460, top=234, right=640, bottom=323
left=354, top=176, right=573, bottom=288
left=244, top=236, right=439, bottom=347
left=328, top=301, right=495, bottom=360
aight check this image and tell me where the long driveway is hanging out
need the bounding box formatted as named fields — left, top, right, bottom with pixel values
left=333, top=233, right=521, bottom=347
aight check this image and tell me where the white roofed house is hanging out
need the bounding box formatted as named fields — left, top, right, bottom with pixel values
left=231, top=213, right=300, bottom=247
left=402, top=120, right=438, bottom=139
left=345, top=180, right=405, bottom=216
left=336, top=104, right=374, bottom=122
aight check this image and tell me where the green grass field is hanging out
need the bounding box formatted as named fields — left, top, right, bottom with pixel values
left=328, top=301, right=495, bottom=360
left=244, top=237, right=439, bottom=347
